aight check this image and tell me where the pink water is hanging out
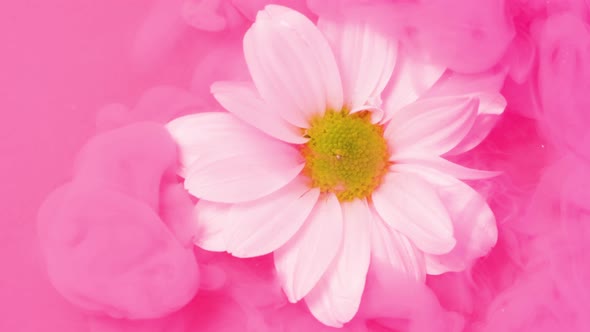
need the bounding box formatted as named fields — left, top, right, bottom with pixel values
left=1, top=2, right=160, bottom=330
left=2, top=1, right=590, bottom=332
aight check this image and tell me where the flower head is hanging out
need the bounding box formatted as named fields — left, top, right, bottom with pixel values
left=301, top=109, right=390, bottom=201
left=168, top=5, right=504, bottom=327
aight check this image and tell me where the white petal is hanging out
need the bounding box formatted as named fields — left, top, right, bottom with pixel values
left=169, top=113, right=304, bottom=203
left=420, top=71, right=507, bottom=155
left=391, top=157, right=500, bottom=184
left=274, top=194, right=343, bottom=302
left=382, top=50, right=446, bottom=121
left=211, top=81, right=307, bottom=144
left=422, top=70, right=506, bottom=100
left=305, top=199, right=371, bottom=327
left=447, top=92, right=506, bottom=155
left=424, top=179, right=497, bottom=274
left=319, top=19, right=397, bottom=120
left=370, top=209, right=426, bottom=282
left=184, top=141, right=304, bottom=203
left=244, top=5, right=343, bottom=128
left=372, top=173, right=455, bottom=255
left=224, top=178, right=320, bottom=257
left=166, top=112, right=265, bottom=177
left=386, top=97, right=479, bottom=157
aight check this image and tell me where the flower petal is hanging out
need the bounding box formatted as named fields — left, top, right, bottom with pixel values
left=211, top=81, right=307, bottom=144
left=184, top=142, right=304, bottom=203
left=424, top=179, right=497, bottom=274
left=423, top=66, right=506, bottom=97
left=193, top=200, right=233, bottom=251
left=382, top=50, right=446, bottom=121
left=167, top=112, right=305, bottom=203
left=305, top=199, right=371, bottom=327
left=224, top=178, right=320, bottom=257
left=372, top=173, right=455, bottom=255
left=379, top=163, right=498, bottom=274
left=274, top=194, right=343, bottom=302
left=448, top=92, right=506, bottom=155
left=386, top=97, right=479, bottom=157
left=420, top=71, right=507, bottom=155
left=370, top=208, right=426, bottom=282
left=391, top=157, right=500, bottom=183
left=166, top=112, right=264, bottom=177
left=318, top=19, right=397, bottom=119
left=244, top=5, right=343, bottom=127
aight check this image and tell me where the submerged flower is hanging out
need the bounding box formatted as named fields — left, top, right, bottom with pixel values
left=168, top=5, right=504, bottom=327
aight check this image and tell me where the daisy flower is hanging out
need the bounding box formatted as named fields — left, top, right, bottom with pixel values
left=167, top=5, right=504, bottom=327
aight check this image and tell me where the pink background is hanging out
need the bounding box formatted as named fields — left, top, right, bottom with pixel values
left=2, top=1, right=589, bottom=331
left=0, top=2, right=177, bottom=330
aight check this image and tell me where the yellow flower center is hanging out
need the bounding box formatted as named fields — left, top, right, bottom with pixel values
left=301, top=110, right=390, bottom=202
